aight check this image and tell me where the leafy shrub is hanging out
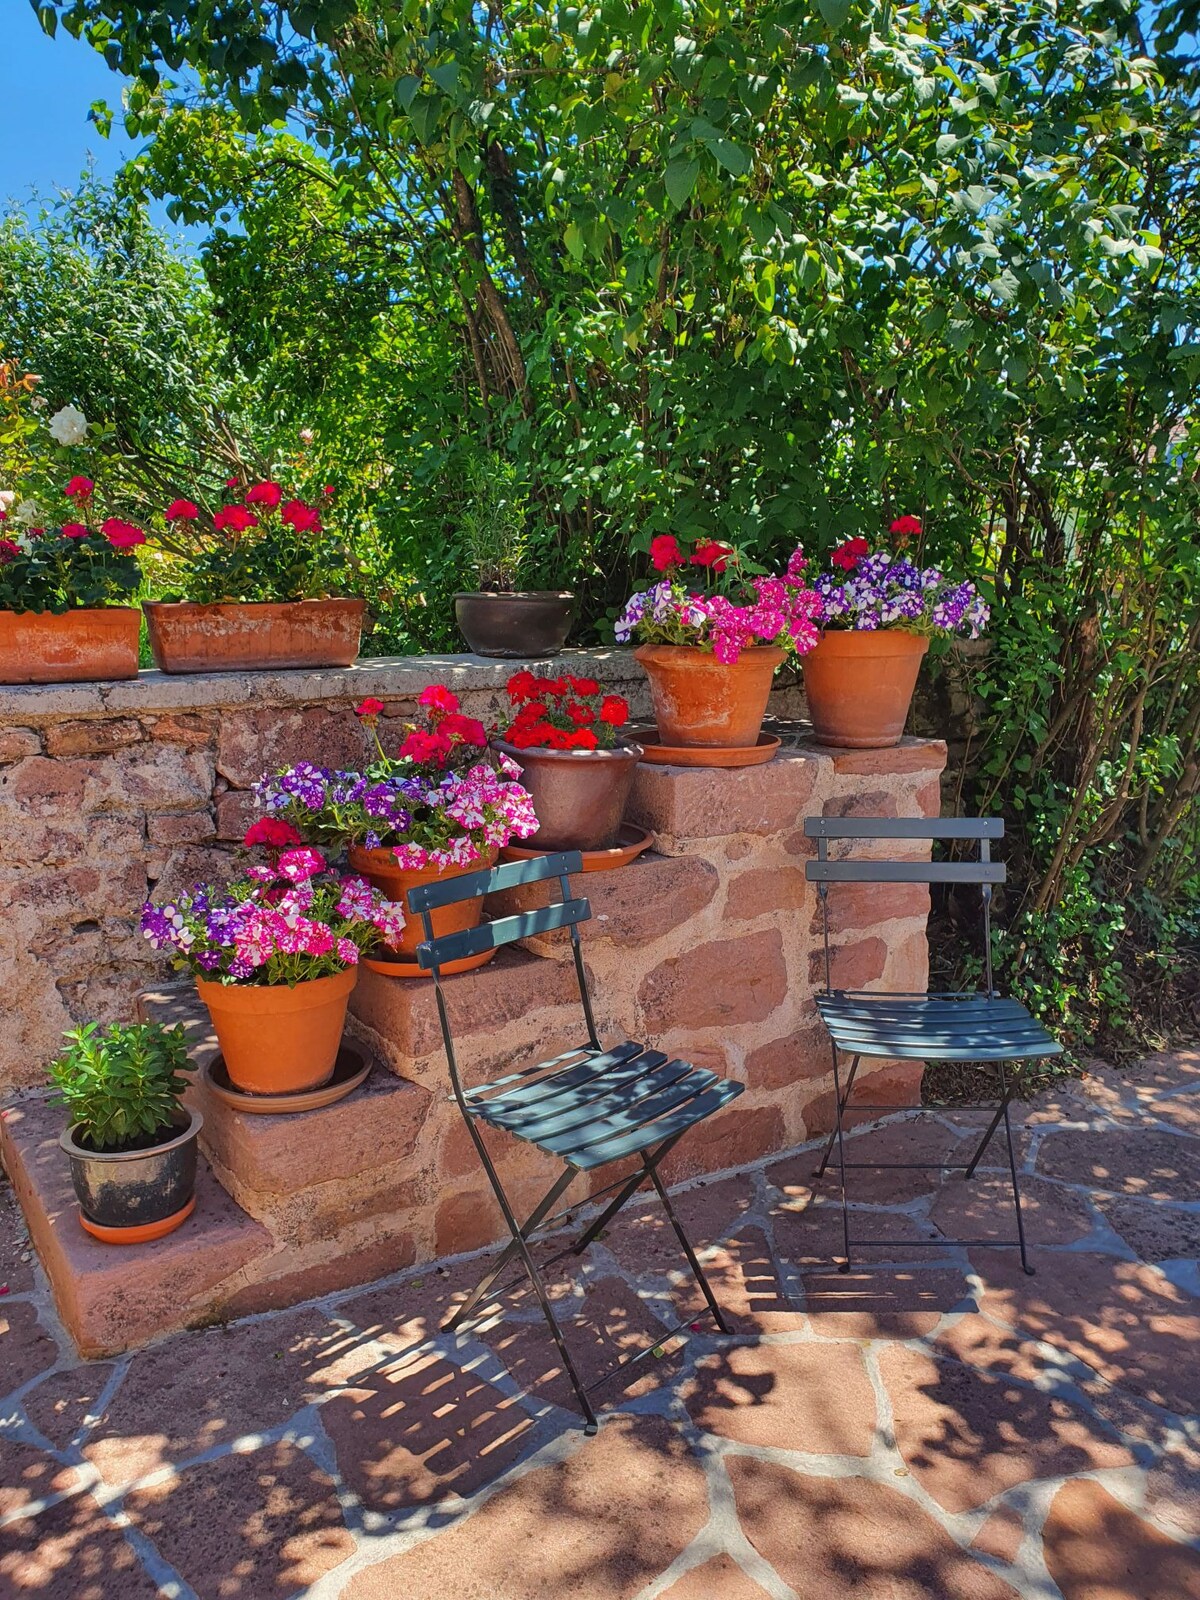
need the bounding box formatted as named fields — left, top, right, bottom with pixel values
left=49, top=1022, right=192, bottom=1151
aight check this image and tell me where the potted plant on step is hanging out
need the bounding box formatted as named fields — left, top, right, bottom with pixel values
left=453, top=452, right=574, bottom=657
left=141, top=835, right=405, bottom=1093
left=617, top=537, right=822, bottom=757
left=143, top=479, right=366, bottom=671
left=50, top=1021, right=201, bottom=1243
left=804, top=518, right=990, bottom=748
left=493, top=670, right=643, bottom=854
left=254, top=687, right=538, bottom=976
left=0, top=475, right=144, bottom=683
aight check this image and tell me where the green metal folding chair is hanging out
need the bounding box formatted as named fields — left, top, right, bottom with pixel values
left=805, top=816, right=1062, bottom=1276
left=408, top=849, right=745, bottom=1433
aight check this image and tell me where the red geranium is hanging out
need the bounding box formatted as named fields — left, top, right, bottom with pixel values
left=418, top=684, right=460, bottom=716
left=64, top=476, right=94, bottom=500
left=60, top=523, right=89, bottom=539
left=440, top=711, right=487, bottom=747
left=565, top=699, right=594, bottom=726
left=165, top=498, right=199, bottom=521
left=245, top=481, right=283, bottom=509
left=500, top=671, right=629, bottom=751
left=691, top=539, right=733, bottom=573
left=889, top=515, right=922, bottom=539
left=101, top=517, right=147, bottom=549
left=281, top=499, right=322, bottom=534
left=213, top=504, right=258, bottom=534
left=650, top=534, right=685, bottom=572
left=354, top=697, right=385, bottom=719
left=831, top=537, right=870, bottom=571
left=568, top=675, right=599, bottom=696
left=0, top=538, right=19, bottom=563
left=244, top=817, right=303, bottom=850
left=600, top=695, right=629, bottom=728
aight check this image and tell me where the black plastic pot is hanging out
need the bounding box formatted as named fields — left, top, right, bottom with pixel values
left=59, top=1109, right=202, bottom=1231
left=454, top=591, right=574, bottom=658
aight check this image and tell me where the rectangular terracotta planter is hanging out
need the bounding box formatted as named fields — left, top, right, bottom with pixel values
left=143, top=598, right=365, bottom=673
left=0, top=606, right=141, bottom=684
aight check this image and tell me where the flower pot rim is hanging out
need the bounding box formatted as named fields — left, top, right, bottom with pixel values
left=347, top=845, right=495, bottom=870
left=633, top=642, right=787, bottom=663
left=59, top=1106, right=202, bottom=1164
left=195, top=965, right=359, bottom=1007
left=143, top=597, right=364, bottom=614
left=492, top=736, right=644, bottom=763
left=1, top=604, right=142, bottom=619
left=814, top=626, right=930, bottom=646
left=453, top=589, right=575, bottom=602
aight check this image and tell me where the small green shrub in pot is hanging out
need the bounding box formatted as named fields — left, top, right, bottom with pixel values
left=50, top=1022, right=203, bottom=1242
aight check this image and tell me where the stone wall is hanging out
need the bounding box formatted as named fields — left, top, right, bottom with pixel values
left=0, top=650, right=814, bottom=1091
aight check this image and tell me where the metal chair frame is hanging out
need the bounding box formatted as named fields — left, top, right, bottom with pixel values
left=804, top=816, right=1063, bottom=1277
left=409, top=850, right=744, bottom=1433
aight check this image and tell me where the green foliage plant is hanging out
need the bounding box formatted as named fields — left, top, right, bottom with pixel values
left=459, top=452, right=530, bottom=592
left=49, top=1021, right=192, bottom=1152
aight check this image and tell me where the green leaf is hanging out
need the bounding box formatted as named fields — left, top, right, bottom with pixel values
left=393, top=75, right=421, bottom=111
left=709, top=138, right=751, bottom=177
left=664, top=155, right=700, bottom=209
left=563, top=220, right=585, bottom=261
left=817, top=0, right=852, bottom=27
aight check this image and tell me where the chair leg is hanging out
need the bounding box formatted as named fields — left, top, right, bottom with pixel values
left=815, top=1053, right=860, bottom=1178
left=643, top=1154, right=733, bottom=1335
left=445, top=1165, right=578, bottom=1334
left=962, top=1094, right=1009, bottom=1179
left=824, top=1045, right=853, bottom=1273
left=997, top=1060, right=1035, bottom=1276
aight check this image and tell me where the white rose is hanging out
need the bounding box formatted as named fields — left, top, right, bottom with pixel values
left=48, top=404, right=89, bottom=446
left=12, top=498, right=43, bottom=526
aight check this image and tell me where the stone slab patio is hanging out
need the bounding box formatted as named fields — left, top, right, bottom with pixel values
left=2, top=1049, right=1198, bottom=1599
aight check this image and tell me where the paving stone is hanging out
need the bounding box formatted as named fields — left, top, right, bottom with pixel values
left=1145, top=1437, right=1200, bottom=1540
left=1146, top=1095, right=1200, bottom=1135
left=1121, top=1049, right=1200, bottom=1095
left=1093, top=1195, right=1200, bottom=1263
left=815, top=1117, right=971, bottom=1203
left=1042, top=1479, right=1198, bottom=1600
left=600, top=1175, right=756, bottom=1276
left=657, top=1555, right=775, bottom=1599
left=84, top=1307, right=374, bottom=1485
left=772, top=1191, right=948, bottom=1268
left=683, top=1339, right=875, bottom=1455
left=878, top=1345, right=1133, bottom=1513
left=0, top=1490, right=162, bottom=1599
left=21, top=1363, right=115, bottom=1450
left=0, top=1299, right=58, bottom=1398
left=0, top=1176, right=35, bottom=1294
left=0, top=1438, right=81, bottom=1518
left=679, top=1224, right=802, bottom=1334
left=339, top=1416, right=711, bottom=1600
left=123, top=1439, right=354, bottom=1599
left=339, top=1260, right=499, bottom=1354
left=928, top=1172, right=1095, bottom=1245
left=798, top=1267, right=973, bottom=1339
left=321, top=1349, right=537, bottom=1514
left=1035, top=1127, right=1200, bottom=1201
left=975, top=1250, right=1200, bottom=1417
left=727, top=1456, right=1019, bottom=1599
left=970, top=1507, right=1026, bottom=1563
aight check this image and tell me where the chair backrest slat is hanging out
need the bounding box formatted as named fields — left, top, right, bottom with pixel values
left=806, top=860, right=1005, bottom=885
left=407, top=849, right=584, bottom=912
left=805, top=817, right=1003, bottom=841
left=417, top=897, right=591, bottom=968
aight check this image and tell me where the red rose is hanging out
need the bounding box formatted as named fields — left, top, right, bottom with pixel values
left=244, top=818, right=303, bottom=849
left=599, top=695, right=629, bottom=728
left=354, top=697, right=385, bottom=718
left=831, top=537, right=869, bottom=572
left=889, top=515, right=922, bottom=539
left=60, top=522, right=89, bottom=539
left=691, top=539, right=733, bottom=572
left=245, top=481, right=283, bottom=509
left=165, top=498, right=199, bottom=521
left=101, top=517, right=147, bottom=549
left=418, top=684, right=459, bottom=716
left=64, top=475, right=94, bottom=500
left=650, top=534, right=684, bottom=572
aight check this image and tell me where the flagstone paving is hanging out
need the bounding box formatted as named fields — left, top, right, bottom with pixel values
left=2, top=1049, right=1199, bottom=1599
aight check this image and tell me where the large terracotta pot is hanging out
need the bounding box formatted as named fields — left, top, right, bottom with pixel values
left=196, top=967, right=357, bottom=1094
left=347, top=847, right=499, bottom=977
left=633, top=643, right=786, bottom=749
left=143, top=598, right=364, bottom=673
left=802, top=628, right=930, bottom=748
left=0, top=606, right=140, bottom=684
left=454, top=591, right=574, bottom=658
left=492, top=739, right=643, bottom=851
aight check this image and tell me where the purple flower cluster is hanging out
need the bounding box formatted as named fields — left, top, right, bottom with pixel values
left=141, top=852, right=407, bottom=986
left=815, top=552, right=989, bottom=636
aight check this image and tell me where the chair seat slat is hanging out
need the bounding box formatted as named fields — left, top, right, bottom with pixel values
left=506, top=1058, right=704, bottom=1143
left=468, top=1041, right=646, bottom=1111
left=478, top=1049, right=670, bottom=1129
left=562, top=1081, right=743, bottom=1171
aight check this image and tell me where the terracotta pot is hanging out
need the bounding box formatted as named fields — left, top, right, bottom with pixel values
left=195, top=967, right=357, bottom=1094
left=802, top=628, right=930, bottom=748
left=143, top=598, right=364, bottom=673
left=492, top=738, right=643, bottom=851
left=454, top=591, right=574, bottom=658
left=0, top=607, right=140, bottom=684
left=60, top=1108, right=201, bottom=1236
left=633, top=643, right=786, bottom=749
left=347, top=847, right=499, bottom=976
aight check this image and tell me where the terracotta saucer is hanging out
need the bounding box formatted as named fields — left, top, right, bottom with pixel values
left=202, top=1046, right=371, bottom=1114
left=361, top=947, right=497, bottom=979
left=501, top=823, right=655, bottom=873
left=79, top=1194, right=196, bottom=1245
left=628, top=728, right=781, bottom=769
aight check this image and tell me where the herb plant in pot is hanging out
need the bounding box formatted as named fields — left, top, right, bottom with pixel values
left=453, top=453, right=574, bottom=657
left=0, top=476, right=145, bottom=683
left=805, top=518, right=990, bottom=748
left=50, top=1021, right=201, bottom=1243
left=255, top=687, right=538, bottom=976
left=493, top=671, right=642, bottom=852
left=141, top=838, right=405, bottom=1093
left=143, top=480, right=366, bottom=671
left=617, top=537, right=822, bottom=754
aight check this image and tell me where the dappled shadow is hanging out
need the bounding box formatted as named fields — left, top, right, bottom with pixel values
left=800, top=1266, right=972, bottom=1339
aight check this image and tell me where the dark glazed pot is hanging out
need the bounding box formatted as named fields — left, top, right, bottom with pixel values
left=454, top=591, right=574, bottom=658
left=493, top=738, right=643, bottom=850
left=60, top=1108, right=201, bottom=1232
